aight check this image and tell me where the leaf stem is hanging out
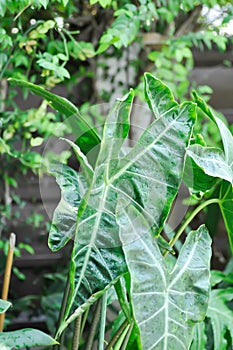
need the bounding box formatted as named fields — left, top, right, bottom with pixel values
left=165, top=197, right=220, bottom=257
left=86, top=298, right=102, bottom=350
left=98, top=292, right=107, bottom=350
left=105, top=319, right=129, bottom=350
left=121, top=321, right=134, bottom=350
left=80, top=306, right=90, bottom=336
left=54, top=275, right=71, bottom=348
left=114, top=278, right=131, bottom=322
left=72, top=315, right=82, bottom=350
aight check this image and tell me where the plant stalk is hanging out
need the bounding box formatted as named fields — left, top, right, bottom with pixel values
left=164, top=197, right=220, bottom=257
left=72, top=315, right=82, bottom=350
left=121, top=321, right=134, bottom=350
left=98, top=292, right=107, bottom=350
left=54, top=275, right=71, bottom=349
left=105, top=319, right=129, bottom=350
left=85, top=298, right=102, bottom=350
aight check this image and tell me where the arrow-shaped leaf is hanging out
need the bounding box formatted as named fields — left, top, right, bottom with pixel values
left=118, top=204, right=211, bottom=350
left=144, top=73, right=177, bottom=119
left=54, top=75, right=195, bottom=335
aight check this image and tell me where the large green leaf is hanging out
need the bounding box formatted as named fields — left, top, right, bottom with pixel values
left=55, top=75, right=195, bottom=335
left=8, top=78, right=101, bottom=159
left=0, top=299, right=11, bottom=314
left=118, top=204, right=211, bottom=350
left=207, top=288, right=233, bottom=350
left=0, top=328, right=58, bottom=349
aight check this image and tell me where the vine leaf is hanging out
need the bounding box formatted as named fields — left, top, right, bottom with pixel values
left=52, top=74, right=195, bottom=335
left=207, top=288, right=233, bottom=350
left=118, top=204, right=211, bottom=350
left=0, top=329, right=58, bottom=349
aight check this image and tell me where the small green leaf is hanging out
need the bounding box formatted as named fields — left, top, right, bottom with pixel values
left=30, top=137, right=44, bottom=147
left=0, top=299, right=11, bottom=314
left=0, top=328, right=58, bottom=348
left=144, top=73, right=178, bottom=119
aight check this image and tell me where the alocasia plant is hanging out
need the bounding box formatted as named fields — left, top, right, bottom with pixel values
left=10, top=73, right=213, bottom=349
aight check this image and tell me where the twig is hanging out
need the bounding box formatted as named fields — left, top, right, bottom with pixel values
left=0, top=233, right=16, bottom=331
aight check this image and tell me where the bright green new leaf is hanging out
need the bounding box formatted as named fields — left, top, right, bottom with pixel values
left=0, top=299, right=11, bottom=314
left=144, top=73, right=177, bottom=119
left=56, top=75, right=195, bottom=334
left=207, top=288, right=233, bottom=350
left=0, top=328, right=58, bottom=349
left=118, top=204, right=211, bottom=350
left=8, top=79, right=101, bottom=160
left=90, top=0, right=112, bottom=7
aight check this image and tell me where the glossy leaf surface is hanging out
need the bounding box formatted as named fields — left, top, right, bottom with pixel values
left=52, top=75, right=195, bottom=335
left=144, top=73, right=177, bottom=119
left=187, top=145, right=232, bottom=184
left=0, top=328, right=57, bottom=349
left=118, top=204, right=211, bottom=350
